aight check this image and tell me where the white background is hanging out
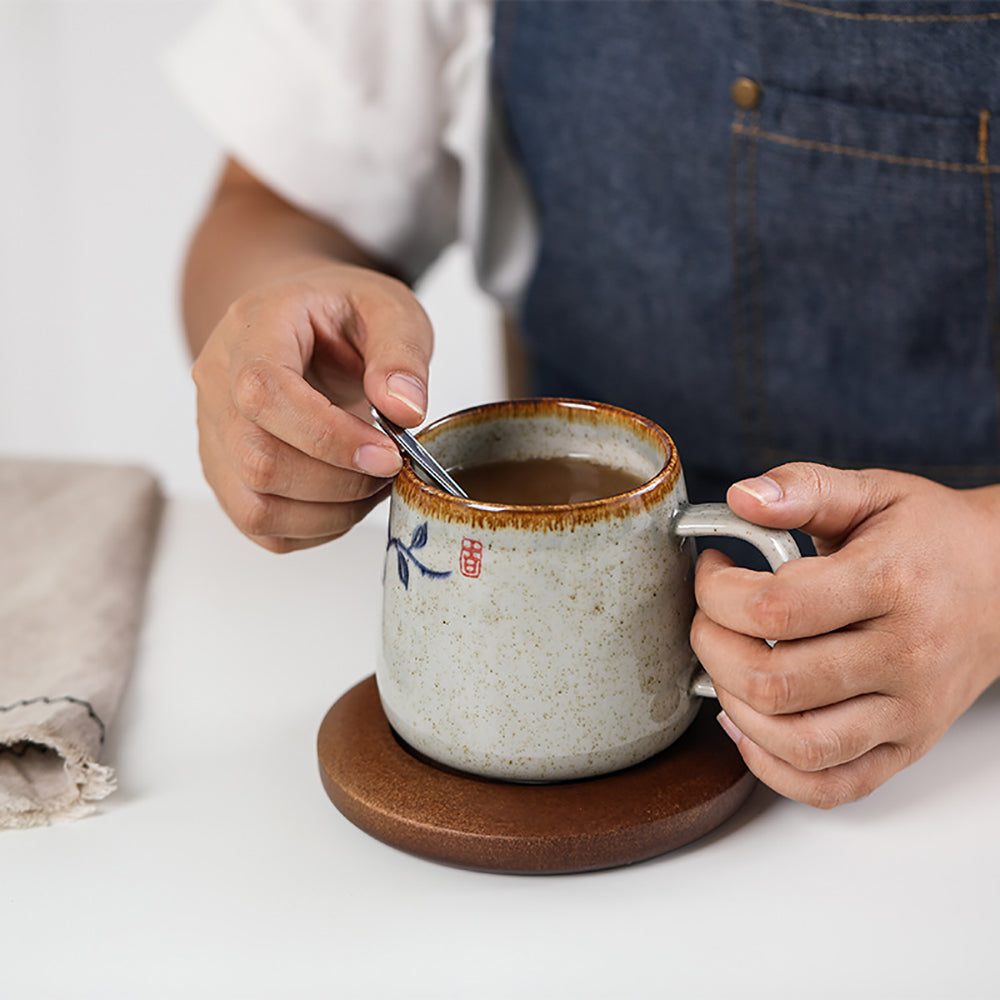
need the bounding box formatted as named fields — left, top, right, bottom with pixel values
left=0, top=0, right=503, bottom=499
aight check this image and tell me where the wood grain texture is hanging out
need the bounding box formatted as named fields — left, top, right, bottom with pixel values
left=318, top=676, right=756, bottom=874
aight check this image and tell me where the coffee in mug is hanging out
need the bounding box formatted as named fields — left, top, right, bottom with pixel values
left=452, top=455, right=647, bottom=505
left=377, top=398, right=800, bottom=782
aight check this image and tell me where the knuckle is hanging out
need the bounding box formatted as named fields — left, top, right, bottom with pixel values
left=746, top=585, right=798, bottom=639
left=743, top=665, right=796, bottom=715
left=804, top=774, right=862, bottom=811
left=342, top=473, right=380, bottom=503
left=232, top=359, right=276, bottom=420
left=224, top=290, right=261, bottom=330
left=309, top=417, right=341, bottom=463
left=395, top=333, right=432, bottom=366
left=788, top=725, right=844, bottom=772
left=871, top=555, right=910, bottom=609
left=236, top=435, right=282, bottom=493
left=780, top=461, right=828, bottom=499
left=234, top=492, right=278, bottom=537
left=381, top=288, right=433, bottom=349
left=191, top=357, right=207, bottom=392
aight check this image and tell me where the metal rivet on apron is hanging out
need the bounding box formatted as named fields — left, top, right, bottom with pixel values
left=731, top=77, right=763, bottom=110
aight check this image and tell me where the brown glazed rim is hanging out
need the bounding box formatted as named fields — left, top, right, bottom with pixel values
left=393, top=398, right=681, bottom=529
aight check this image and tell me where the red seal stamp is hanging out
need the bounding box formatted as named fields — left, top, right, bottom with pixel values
left=460, top=538, right=483, bottom=578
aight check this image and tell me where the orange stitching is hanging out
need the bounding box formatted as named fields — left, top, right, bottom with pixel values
left=766, top=0, right=1000, bottom=23
left=737, top=105, right=1000, bottom=480
left=732, top=121, right=1000, bottom=173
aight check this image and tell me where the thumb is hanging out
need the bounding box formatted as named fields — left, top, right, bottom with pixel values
left=355, top=275, right=435, bottom=428
left=726, top=462, right=897, bottom=542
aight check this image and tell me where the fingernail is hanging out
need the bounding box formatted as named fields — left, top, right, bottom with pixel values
left=717, top=710, right=744, bottom=747
left=355, top=443, right=402, bottom=478
left=385, top=373, right=427, bottom=419
left=732, top=475, right=783, bottom=505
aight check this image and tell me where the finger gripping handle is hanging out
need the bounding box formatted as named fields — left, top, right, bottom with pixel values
left=674, top=502, right=802, bottom=699
left=673, top=502, right=800, bottom=570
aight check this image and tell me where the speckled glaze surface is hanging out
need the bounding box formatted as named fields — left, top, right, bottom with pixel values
left=377, top=399, right=796, bottom=782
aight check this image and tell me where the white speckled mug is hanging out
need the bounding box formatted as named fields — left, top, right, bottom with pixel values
left=377, top=399, right=800, bottom=782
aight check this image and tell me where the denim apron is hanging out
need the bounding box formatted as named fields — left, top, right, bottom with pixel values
left=492, top=0, right=1000, bottom=505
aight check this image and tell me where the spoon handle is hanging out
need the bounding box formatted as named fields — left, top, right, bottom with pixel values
left=370, top=406, right=469, bottom=499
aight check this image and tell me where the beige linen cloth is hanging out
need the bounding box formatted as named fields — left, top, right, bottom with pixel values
left=0, top=457, right=162, bottom=828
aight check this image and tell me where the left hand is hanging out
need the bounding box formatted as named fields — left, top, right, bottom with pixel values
left=691, top=462, right=1000, bottom=808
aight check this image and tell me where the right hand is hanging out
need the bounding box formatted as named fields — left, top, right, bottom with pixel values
left=191, top=261, right=433, bottom=552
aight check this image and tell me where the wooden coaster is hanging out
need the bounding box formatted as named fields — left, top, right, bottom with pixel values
left=317, top=675, right=755, bottom=874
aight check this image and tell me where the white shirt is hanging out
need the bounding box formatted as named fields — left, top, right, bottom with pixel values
left=164, top=0, right=535, bottom=311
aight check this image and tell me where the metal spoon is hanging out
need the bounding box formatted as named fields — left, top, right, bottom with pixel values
left=370, top=406, right=469, bottom=498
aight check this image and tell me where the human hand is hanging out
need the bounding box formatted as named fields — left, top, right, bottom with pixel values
left=691, top=463, right=1000, bottom=808
left=191, top=262, right=432, bottom=552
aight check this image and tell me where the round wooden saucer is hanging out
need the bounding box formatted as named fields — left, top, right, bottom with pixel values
left=317, top=675, right=755, bottom=874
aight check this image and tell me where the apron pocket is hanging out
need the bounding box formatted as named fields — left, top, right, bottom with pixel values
left=729, top=83, right=1000, bottom=484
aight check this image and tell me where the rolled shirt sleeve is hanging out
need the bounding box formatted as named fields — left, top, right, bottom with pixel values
left=164, top=0, right=535, bottom=309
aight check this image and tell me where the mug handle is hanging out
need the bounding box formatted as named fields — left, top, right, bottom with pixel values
left=673, top=502, right=802, bottom=700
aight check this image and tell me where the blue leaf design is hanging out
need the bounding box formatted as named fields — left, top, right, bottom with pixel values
left=386, top=524, right=450, bottom=587
left=410, top=522, right=428, bottom=549
left=421, top=567, right=452, bottom=579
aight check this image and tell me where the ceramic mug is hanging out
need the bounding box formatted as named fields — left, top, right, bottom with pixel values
left=377, top=398, right=800, bottom=782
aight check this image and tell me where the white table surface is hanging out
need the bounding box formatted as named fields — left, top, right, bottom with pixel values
left=3, top=495, right=997, bottom=999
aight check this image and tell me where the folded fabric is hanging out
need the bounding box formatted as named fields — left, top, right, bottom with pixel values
left=0, top=458, right=162, bottom=829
